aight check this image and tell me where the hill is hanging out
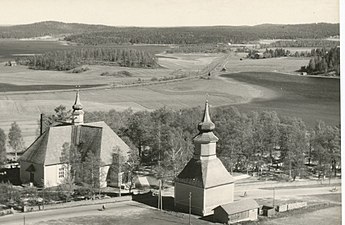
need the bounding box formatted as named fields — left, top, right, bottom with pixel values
left=0, top=21, right=339, bottom=44
left=0, top=21, right=113, bottom=38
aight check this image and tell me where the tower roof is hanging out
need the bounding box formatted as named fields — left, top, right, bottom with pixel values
left=72, top=90, right=83, bottom=110
left=194, top=100, right=218, bottom=143
left=198, top=100, right=215, bottom=132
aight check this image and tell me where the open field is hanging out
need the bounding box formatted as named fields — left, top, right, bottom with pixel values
left=222, top=53, right=309, bottom=74
left=222, top=72, right=340, bottom=126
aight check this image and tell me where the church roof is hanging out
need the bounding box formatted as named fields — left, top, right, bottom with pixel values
left=176, top=157, right=234, bottom=188
left=215, top=199, right=259, bottom=215
left=20, top=121, right=130, bottom=166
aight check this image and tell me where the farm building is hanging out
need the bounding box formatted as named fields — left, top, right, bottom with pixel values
left=213, top=199, right=259, bottom=224
left=19, top=91, right=130, bottom=188
left=5, top=61, right=17, bottom=66
left=174, top=100, right=234, bottom=216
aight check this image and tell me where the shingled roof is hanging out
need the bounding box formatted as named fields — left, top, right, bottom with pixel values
left=176, top=157, right=234, bottom=188
left=20, top=121, right=130, bottom=166
left=215, top=199, right=259, bottom=215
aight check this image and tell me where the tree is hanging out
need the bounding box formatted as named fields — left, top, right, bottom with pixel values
left=0, top=128, right=6, bottom=164
left=58, top=142, right=75, bottom=201
left=279, top=118, right=308, bottom=180
left=52, top=105, right=71, bottom=123
left=8, top=122, right=25, bottom=161
left=310, top=121, right=340, bottom=178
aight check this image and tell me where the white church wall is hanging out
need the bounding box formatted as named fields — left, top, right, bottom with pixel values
left=204, top=183, right=234, bottom=215
left=99, top=165, right=110, bottom=188
left=44, top=164, right=66, bottom=187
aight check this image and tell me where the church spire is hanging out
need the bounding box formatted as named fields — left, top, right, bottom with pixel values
left=193, top=99, right=218, bottom=146
left=198, top=100, right=215, bottom=133
left=73, top=89, right=83, bottom=110
left=72, top=90, right=84, bottom=125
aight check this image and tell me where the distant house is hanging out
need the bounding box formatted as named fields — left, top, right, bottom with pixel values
left=19, top=91, right=130, bottom=188
left=253, top=53, right=264, bottom=59
left=213, top=199, right=259, bottom=224
left=5, top=61, right=17, bottom=66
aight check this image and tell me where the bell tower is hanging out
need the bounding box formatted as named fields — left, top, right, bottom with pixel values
left=174, top=100, right=234, bottom=216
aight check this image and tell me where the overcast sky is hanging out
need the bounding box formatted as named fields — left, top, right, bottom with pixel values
left=0, top=0, right=340, bottom=26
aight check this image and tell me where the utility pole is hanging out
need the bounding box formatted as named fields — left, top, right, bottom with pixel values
left=189, top=192, right=192, bottom=225
left=23, top=215, right=25, bottom=225
left=160, top=180, right=163, bottom=210
left=158, top=180, right=161, bottom=210
left=273, top=187, right=275, bottom=208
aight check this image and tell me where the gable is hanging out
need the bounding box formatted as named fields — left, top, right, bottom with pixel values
left=44, top=126, right=73, bottom=165
left=20, top=130, right=50, bottom=165
left=85, top=121, right=130, bottom=165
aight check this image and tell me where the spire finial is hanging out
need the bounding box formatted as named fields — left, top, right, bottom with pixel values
left=198, top=99, right=215, bottom=132
left=72, top=89, right=84, bottom=125
left=72, top=89, right=82, bottom=110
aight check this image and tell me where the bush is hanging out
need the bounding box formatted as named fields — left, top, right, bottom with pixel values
left=70, top=67, right=89, bottom=73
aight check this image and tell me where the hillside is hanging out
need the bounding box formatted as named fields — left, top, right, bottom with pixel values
left=0, top=21, right=339, bottom=44
left=0, top=21, right=112, bottom=38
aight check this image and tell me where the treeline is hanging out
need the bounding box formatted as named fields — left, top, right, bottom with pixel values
left=247, top=48, right=309, bottom=59
left=263, top=39, right=339, bottom=48
left=80, top=106, right=340, bottom=181
left=64, top=23, right=339, bottom=45
left=166, top=44, right=230, bottom=54
left=16, top=48, right=158, bottom=71
left=301, top=47, right=340, bottom=76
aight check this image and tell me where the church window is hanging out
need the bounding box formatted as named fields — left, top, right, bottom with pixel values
left=59, top=167, right=65, bottom=178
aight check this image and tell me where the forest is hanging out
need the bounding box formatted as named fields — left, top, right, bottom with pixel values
left=300, top=47, right=340, bottom=76
left=15, top=47, right=158, bottom=71
left=1, top=21, right=338, bottom=44
left=65, top=23, right=339, bottom=45
left=262, top=39, right=339, bottom=48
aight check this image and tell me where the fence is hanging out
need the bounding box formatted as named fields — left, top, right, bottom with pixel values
left=22, top=195, right=132, bottom=212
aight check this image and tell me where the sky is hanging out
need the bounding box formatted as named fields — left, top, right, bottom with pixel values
left=0, top=0, right=340, bottom=26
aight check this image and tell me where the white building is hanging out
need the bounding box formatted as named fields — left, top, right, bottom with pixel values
left=174, top=100, right=234, bottom=216
left=19, top=91, right=130, bottom=188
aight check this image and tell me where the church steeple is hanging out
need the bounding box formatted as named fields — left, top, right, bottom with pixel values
left=198, top=100, right=215, bottom=133
left=72, top=90, right=84, bottom=125
left=193, top=100, right=218, bottom=157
